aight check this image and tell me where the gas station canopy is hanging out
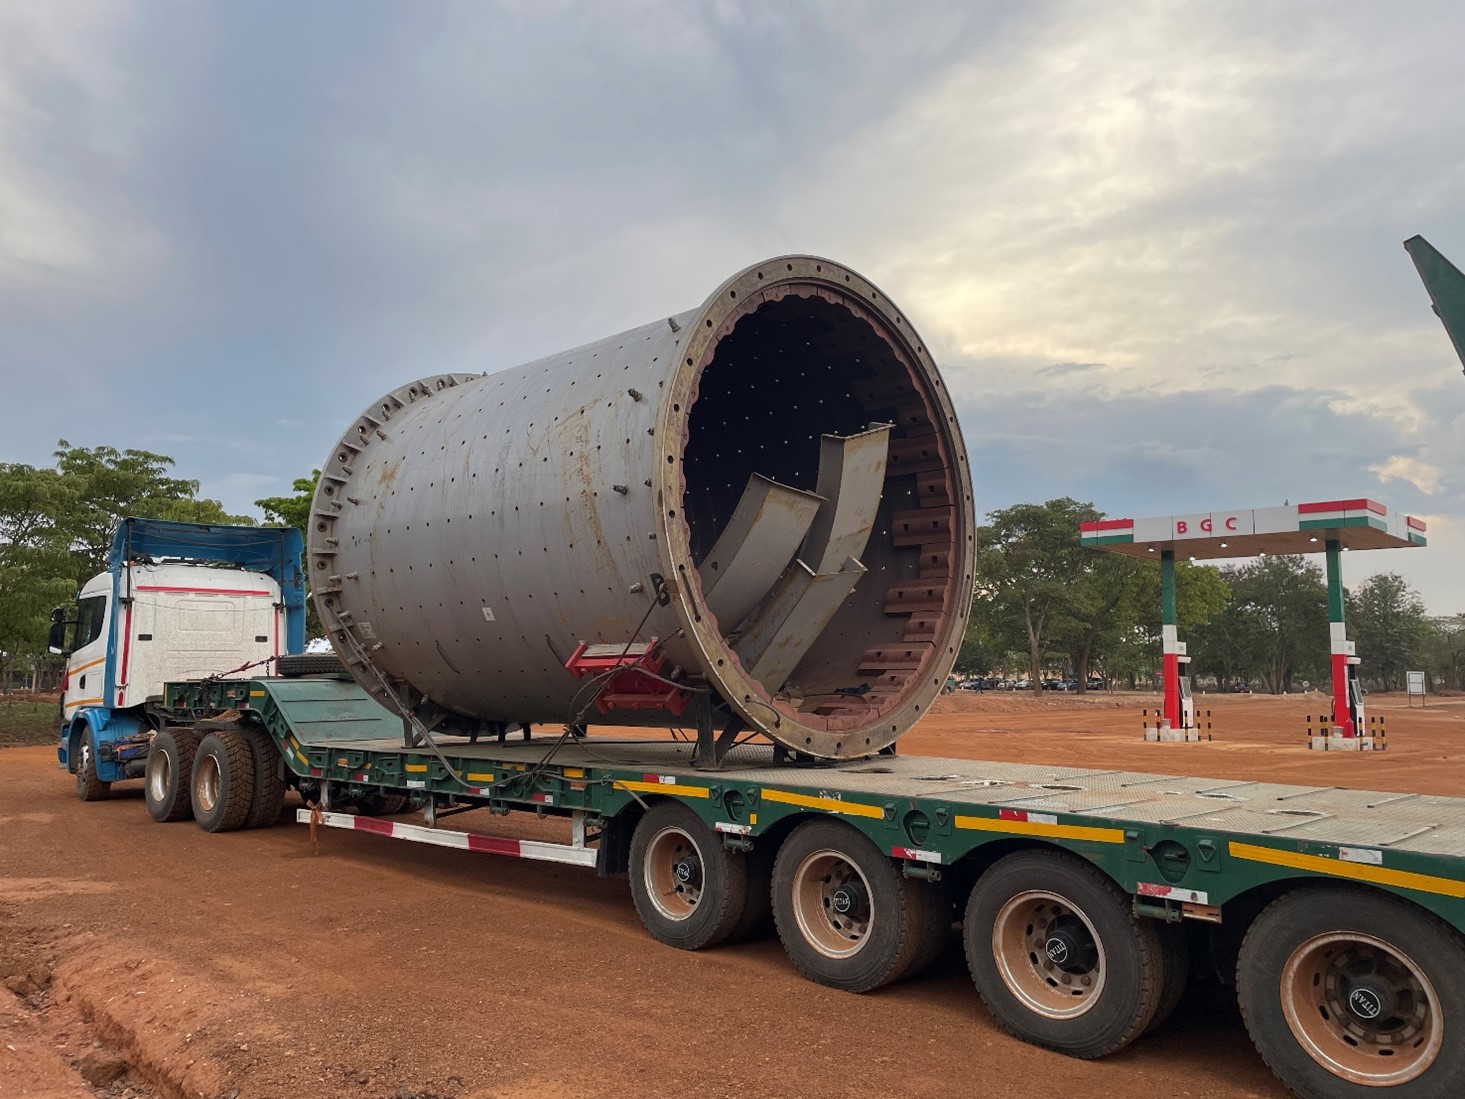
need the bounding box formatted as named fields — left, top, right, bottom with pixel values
left=1080, top=498, right=1427, bottom=561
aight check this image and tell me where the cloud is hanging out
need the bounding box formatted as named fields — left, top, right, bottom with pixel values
left=0, top=0, right=1463, bottom=620
left=1369, top=454, right=1443, bottom=493
left=1037, top=361, right=1104, bottom=378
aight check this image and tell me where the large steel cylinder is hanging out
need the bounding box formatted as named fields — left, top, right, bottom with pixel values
left=309, top=255, right=973, bottom=759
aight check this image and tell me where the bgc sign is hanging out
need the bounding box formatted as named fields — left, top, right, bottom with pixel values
left=1172, top=513, right=1255, bottom=540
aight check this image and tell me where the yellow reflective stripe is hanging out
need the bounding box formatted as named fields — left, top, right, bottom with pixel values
left=760, top=787, right=883, bottom=819
left=65, top=697, right=104, bottom=711
left=249, top=690, right=266, bottom=698
left=1229, top=842, right=1465, bottom=899
left=466, top=772, right=495, bottom=782
left=563, top=767, right=585, bottom=778
left=618, top=780, right=710, bottom=799
left=954, top=815, right=1124, bottom=845
left=404, top=763, right=429, bottom=773
left=68, top=657, right=107, bottom=676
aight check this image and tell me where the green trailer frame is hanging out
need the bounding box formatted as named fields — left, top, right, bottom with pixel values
left=159, top=673, right=1465, bottom=1096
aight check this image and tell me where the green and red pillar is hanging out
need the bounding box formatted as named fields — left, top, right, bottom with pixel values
left=1160, top=549, right=1180, bottom=728
left=1325, top=538, right=1354, bottom=736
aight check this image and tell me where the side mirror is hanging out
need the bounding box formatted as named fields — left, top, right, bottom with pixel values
left=50, top=607, right=66, bottom=624
left=47, top=613, right=69, bottom=655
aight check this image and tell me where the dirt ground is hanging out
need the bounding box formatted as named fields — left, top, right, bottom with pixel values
left=2, top=690, right=1462, bottom=1099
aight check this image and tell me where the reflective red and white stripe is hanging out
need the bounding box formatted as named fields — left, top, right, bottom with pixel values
left=297, top=809, right=597, bottom=866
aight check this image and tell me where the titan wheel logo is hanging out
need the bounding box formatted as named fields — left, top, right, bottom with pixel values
left=1349, top=988, right=1384, bottom=1020
left=1045, top=938, right=1070, bottom=965
left=675, top=863, right=693, bottom=883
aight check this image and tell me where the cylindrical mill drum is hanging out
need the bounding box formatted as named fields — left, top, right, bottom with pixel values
left=309, top=255, right=973, bottom=759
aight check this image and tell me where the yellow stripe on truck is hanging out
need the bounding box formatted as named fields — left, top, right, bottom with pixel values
left=405, top=763, right=429, bottom=773
left=954, top=815, right=1124, bottom=845
left=1229, top=841, right=1465, bottom=899
left=760, top=787, right=883, bottom=819
left=618, top=780, right=710, bottom=799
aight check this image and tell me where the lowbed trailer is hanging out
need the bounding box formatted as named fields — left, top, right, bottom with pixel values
left=150, top=673, right=1465, bottom=1099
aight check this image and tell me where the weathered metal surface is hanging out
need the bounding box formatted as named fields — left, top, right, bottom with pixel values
left=800, top=426, right=891, bottom=573
left=734, top=557, right=867, bottom=692
left=309, top=255, right=974, bottom=759
left=701, top=474, right=823, bottom=630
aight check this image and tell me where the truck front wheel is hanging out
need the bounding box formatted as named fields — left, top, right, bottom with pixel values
left=1237, top=887, right=1464, bottom=1099
left=629, top=801, right=748, bottom=951
left=191, top=731, right=256, bottom=833
left=74, top=733, right=109, bottom=802
left=145, top=729, right=199, bottom=822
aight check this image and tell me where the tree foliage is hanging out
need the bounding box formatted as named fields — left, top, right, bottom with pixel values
left=256, top=470, right=322, bottom=636
left=1188, top=556, right=1329, bottom=692
left=0, top=442, right=252, bottom=683
left=974, top=499, right=1098, bottom=694
left=52, top=441, right=252, bottom=585
left=1348, top=573, right=1429, bottom=692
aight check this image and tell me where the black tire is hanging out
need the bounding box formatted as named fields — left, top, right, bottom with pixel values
left=1145, top=920, right=1190, bottom=1034
left=727, top=838, right=775, bottom=943
left=964, top=849, right=1163, bottom=1058
left=74, top=730, right=109, bottom=802
left=903, top=875, right=957, bottom=981
left=276, top=652, right=345, bottom=677
left=191, top=731, right=256, bottom=833
left=772, top=818, right=940, bottom=992
left=1237, top=888, right=1465, bottom=1099
left=243, top=732, right=286, bottom=830
left=145, top=729, right=199, bottom=823
left=354, top=791, right=409, bottom=817
left=629, top=801, right=749, bottom=951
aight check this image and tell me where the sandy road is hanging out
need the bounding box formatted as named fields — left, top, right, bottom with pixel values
left=1, top=691, right=1460, bottom=1098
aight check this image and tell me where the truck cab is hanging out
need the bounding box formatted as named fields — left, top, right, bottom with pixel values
left=51, top=518, right=306, bottom=798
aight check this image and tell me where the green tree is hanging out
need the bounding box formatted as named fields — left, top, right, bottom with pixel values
left=256, top=470, right=322, bottom=637
left=1424, top=614, right=1465, bottom=692
left=1348, top=573, right=1429, bottom=692
left=255, top=470, right=320, bottom=533
left=51, top=440, right=252, bottom=585
left=0, top=464, right=75, bottom=686
left=974, top=498, right=1098, bottom=695
left=1189, top=556, right=1328, bottom=693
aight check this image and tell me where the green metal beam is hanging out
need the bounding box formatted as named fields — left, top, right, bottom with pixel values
left=1404, top=234, right=1465, bottom=376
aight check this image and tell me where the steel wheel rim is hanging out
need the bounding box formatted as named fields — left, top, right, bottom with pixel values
left=791, top=849, right=873, bottom=959
left=643, top=825, right=703, bottom=921
left=1281, top=931, right=1443, bottom=1085
left=147, top=750, right=170, bottom=804
left=195, top=755, right=221, bottom=815
left=77, top=742, right=91, bottom=787
left=991, top=889, right=1107, bottom=1019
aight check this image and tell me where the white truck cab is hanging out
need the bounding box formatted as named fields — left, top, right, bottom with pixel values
left=52, top=518, right=306, bottom=798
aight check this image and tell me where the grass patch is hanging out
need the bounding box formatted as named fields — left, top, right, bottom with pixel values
left=0, top=698, right=59, bottom=748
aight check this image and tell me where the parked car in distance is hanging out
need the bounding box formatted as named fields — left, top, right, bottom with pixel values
left=1087, top=676, right=1105, bottom=690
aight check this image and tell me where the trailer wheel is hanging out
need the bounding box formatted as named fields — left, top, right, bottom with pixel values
left=772, top=818, right=939, bottom=992
left=629, top=801, right=748, bottom=950
left=354, top=792, right=409, bottom=817
left=74, top=732, right=109, bottom=802
left=964, top=849, right=1163, bottom=1058
left=727, top=839, right=775, bottom=943
left=904, top=876, right=957, bottom=980
left=1237, top=888, right=1464, bottom=1098
left=1144, top=919, right=1190, bottom=1034
left=192, top=731, right=256, bottom=833
left=145, top=729, right=199, bottom=822
left=243, top=732, right=286, bottom=829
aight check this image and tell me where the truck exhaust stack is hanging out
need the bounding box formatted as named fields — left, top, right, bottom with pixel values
left=309, top=256, right=973, bottom=760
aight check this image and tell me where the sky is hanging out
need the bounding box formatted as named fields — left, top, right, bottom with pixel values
left=2, top=1, right=1463, bottom=612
